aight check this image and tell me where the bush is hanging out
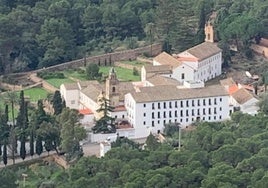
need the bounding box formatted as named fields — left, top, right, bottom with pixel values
left=133, top=67, right=139, bottom=76
left=37, top=71, right=65, bottom=79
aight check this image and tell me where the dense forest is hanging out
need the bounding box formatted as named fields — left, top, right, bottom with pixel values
left=0, top=0, right=267, bottom=73
left=2, top=112, right=268, bottom=187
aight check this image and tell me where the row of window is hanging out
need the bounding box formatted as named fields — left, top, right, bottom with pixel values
left=145, top=115, right=223, bottom=126
left=143, top=98, right=223, bottom=109
left=148, top=107, right=223, bottom=119
left=199, top=54, right=221, bottom=67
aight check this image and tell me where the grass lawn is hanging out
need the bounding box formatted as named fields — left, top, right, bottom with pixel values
left=45, top=78, right=74, bottom=88
left=100, top=66, right=140, bottom=81
left=63, top=69, right=87, bottom=81
left=24, top=88, right=50, bottom=102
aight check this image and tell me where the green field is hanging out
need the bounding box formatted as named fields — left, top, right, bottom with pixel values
left=120, top=60, right=147, bottom=67
left=100, top=66, right=140, bottom=81
left=24, top=88, right=50, bottom=102
left=45, top=78, right=74, bottom=88
left=63, top=69, right=87, bottom=81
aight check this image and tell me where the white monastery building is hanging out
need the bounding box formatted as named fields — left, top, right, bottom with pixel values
left=60, top=23, right=258, bottom=140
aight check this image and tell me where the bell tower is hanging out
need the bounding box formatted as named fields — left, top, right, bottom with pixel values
left=205, top=22, right=214, bottom=43
left=106, top=67, right=120, bottom=107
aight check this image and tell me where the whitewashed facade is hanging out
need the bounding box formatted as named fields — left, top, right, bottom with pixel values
left=125, top=85, right=230, bottom=134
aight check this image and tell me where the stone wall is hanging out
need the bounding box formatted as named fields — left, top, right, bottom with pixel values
left=37, top=44, right=162, bottom=72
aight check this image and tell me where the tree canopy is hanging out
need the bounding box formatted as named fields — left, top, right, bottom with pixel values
left=0, top=0, right=266, bottom=73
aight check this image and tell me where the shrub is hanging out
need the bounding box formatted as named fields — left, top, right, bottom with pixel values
left=133, top=67, right=139, bottom=76
left=37, top=71, right=65, bottom=79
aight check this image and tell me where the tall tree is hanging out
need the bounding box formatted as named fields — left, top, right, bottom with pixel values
left=52, top=90, right=64, bottom=115
left=92, top=96, right=115, bottom=133
left=17, top=90, right=28, bottom=160
left=58, top=108, right=86, bottom=162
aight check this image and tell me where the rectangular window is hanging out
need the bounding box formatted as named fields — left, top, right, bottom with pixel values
left=203, top=109, right=206, bottom=115
left=192, top=109, right=194, bottom=116
left=214, top=98, right=217, bottom=105
left=164, top=111, right=166, bottom=118
left=152, top=121, right=154, bottom=127
left=163, top=120, right=166, bottom=125
left=186, top=100, right=189, bottom=107
left=181, top=73, right=185, bottom=80
left=180, top=110, right=183, bottom=117
left=208, top=99, right=211, bottom=105
left=214, top=107, right=217, bottom=114
left=175, top=110, right=178, bottom=117
left=175, top=101, right=178, bottom=108
left=203, top=99, right=206, bottom=106
left=169, top=111, right=172, bottom=118
left=220, top=98, right=222, bottom=102
left=158, top=112, right=160, bottom=118
left=143, top=113, right=146, bottom=117
left=152, top=112, right=155, bottom=119
left=198, top=100, right=200, bottom=106
left=220, top=107, right=222, bottom=111
left=158, top=120, right=160, bottom=124
left=186, top=110, right=189, bottom=116
left=143, top=104, right=146, bottom=107
left=164, top=102, right=166, bottom=109
left=181, top=101, right=183, bottom=107
left=219, top=115, right=222, bottom=119
left=169, top=102, right=172, bottom=108
left=152, top=103, right=155, bottom=110
left=158, top=103, right=160, bottom=109
left=208, top=108, right=211, bottom=114
left=192, top=100, right=195, bottom=106
left=143, top=121, right=146, bottom=125
left=197, top=109, right=200, bottom=115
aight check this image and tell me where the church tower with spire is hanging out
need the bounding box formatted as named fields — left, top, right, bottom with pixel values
left=106, top=67, right=120, bottom=107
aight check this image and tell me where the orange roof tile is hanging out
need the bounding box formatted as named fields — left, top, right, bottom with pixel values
left=228, top=84, right=239, bottom=95
left=79, top=108, right=93, bottom=115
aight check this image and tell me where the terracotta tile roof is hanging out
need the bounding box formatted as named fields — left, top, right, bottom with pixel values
left=79, top=108, right=93, bottom=115
left=228, top=85, right=239, bottom=95
left=220, top=78, right=236, bottom=87
left=154, top=52, right=182, bottom=67
left=231, top=88, right=254, bottom=105
left=146, top=75, right=180, bottom=86
left=186, top=42, right=222, bottom=61
left=144, top=65, right=172, bottom=74
left=130, top=84, right=228, bottom=103
left=176, top=57, right=198, bottom=62
left=81, top=83, right=104, bottom=102
left=62, top=83, right=79, bottom=90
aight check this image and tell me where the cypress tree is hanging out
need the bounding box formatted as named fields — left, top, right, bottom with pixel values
left=17, top=91, right=27, bottom=160
left=52, top=91, right=63, bottom=115
left=36, top=136, right=43, bottom=156
left=3, top=144, right=7, bottom=165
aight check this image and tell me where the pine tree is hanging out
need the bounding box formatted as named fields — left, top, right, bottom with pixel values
left=93, top=97, right=115, bottom=133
